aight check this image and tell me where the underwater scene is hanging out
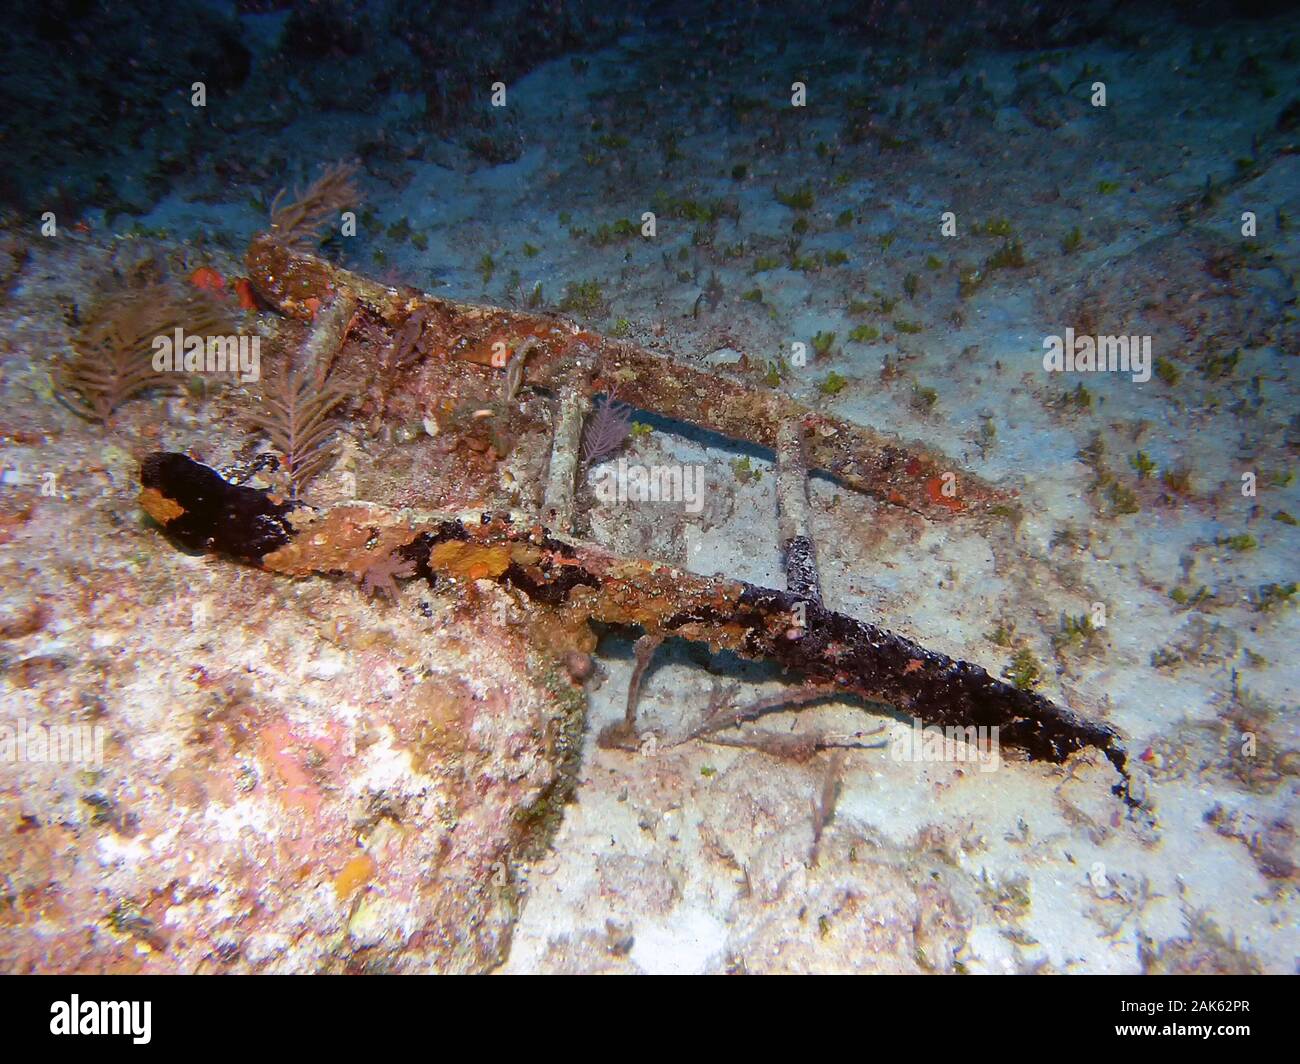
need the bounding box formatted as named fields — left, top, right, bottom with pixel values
left=0, top=0, right=1296, bottom=981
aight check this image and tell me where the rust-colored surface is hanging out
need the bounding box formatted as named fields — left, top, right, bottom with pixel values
left=140, top=454, right=1129, bottom=791
left=246, top=236, right=1009, bottom=520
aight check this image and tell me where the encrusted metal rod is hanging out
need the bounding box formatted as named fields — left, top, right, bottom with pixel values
left=597, top=633, right=664, bottom=751
left=540, top=347, right=597, bottom=533
left=139, top=452, right=1131, bottom=799
left=590, top=345, right=1005, bottom=520
left=301, top=291, right=358, bottom=382
left=541, top=387, right=590, bottom=533
left=775, top=419, right=821, bottom=605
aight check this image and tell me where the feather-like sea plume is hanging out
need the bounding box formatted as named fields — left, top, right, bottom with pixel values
left=581, top=391, right=633, bottom=467
left=57, top=283, right=231, bottom=423
left=368, top=307, right=433, bottom=434
left=267, top=162, right=359, bottom=251
left=245, top=356, right=347, bottom=498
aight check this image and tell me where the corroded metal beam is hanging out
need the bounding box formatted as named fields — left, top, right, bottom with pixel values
left=140, top=452, right=1130, bottom=797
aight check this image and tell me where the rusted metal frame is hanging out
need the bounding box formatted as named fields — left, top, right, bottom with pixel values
left=246, top=236, right=1011, bottom=520
left=139, top=452, right=1131, bottom=798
